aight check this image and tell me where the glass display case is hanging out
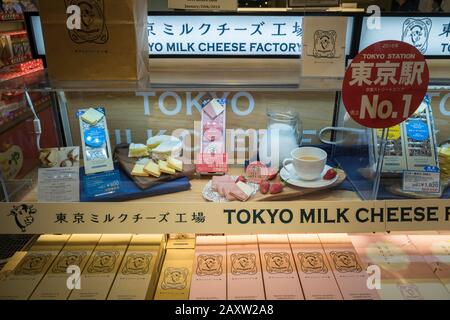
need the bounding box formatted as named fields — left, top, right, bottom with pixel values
left=0, top=3, right=449, bottom=301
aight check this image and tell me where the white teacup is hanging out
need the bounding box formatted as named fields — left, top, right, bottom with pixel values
left=282, top=147, right=327, bottom=181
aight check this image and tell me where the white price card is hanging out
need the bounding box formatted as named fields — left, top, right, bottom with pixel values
left=403, top=171, right=440, bottom=194
left=38, top=167, right=80, bottom=202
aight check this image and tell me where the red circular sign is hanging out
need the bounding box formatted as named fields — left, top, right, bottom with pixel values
left=342, top=40, right=429, bottom=129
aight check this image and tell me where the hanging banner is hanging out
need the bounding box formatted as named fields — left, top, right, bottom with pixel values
left=360, top=16, right=450, bottom=57
left=302, top=16, right=348, bottom=77
left=168, top=0, right=237, bottom=11
left=342, top=40, right=430, bottom=129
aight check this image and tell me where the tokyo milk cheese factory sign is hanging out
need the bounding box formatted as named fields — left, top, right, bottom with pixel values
left=147, top=15, right=354, bottom=56
left=360, top=16, right=450, bottom=56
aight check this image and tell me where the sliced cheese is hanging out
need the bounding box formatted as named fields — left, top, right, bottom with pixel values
left=81, top=108, right=104, bottom=125
left=158, top=160, right=176, bottom=175
left=167, top=157, right=183, bottom=172
left=131, top=164, right=149, bottom=177
left=146, top=135, right=172, bottom=149
left=152, top=137, right=182, bottom=154
left=129, top=143, right=149, bottom=158
left=144, top=160, right=161, bottom=178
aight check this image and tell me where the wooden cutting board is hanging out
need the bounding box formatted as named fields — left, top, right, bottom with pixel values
left=254, top=169, right=346, bottom=201
left=114, top=144, right=196, bottom=190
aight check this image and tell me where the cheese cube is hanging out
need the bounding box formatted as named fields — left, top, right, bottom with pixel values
left=167, top=157, right=183, bottom=172
left=158, top=160, right=175, bottom=175
left=131, top=164, right=149, bottom=177
left=81, top=108, right=104, bottom=125
left=144, top=160, right=161, bottom=178
left=128, top=143, right=149, bottom=158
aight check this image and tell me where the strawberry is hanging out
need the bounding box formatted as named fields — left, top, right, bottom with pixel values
left=236, top=176, right=247, bottom=183
left=324, top=168, right=337, bottom=180
left=268, top=169, right=278, bottom=180
left=269, top=183, right=284, bottom=194
left=260, top=180, right=270, bottom=194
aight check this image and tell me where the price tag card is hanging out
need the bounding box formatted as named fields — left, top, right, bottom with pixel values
left=38, top=167, right=80, bottom=202
left=83, top=169, right=120, bottom=198
left=403, top=170, right=440, bottom=194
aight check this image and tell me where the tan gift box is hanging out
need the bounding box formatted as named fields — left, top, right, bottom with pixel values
left=68, top=234, right=132, bottom=300
left=107, top=234, right=165, bottom=300
left=39, top=0, right=149, bottom=81
left=154, top=238, right=195, bottom=300
left=0, top=234, right=71, bottom=300
left=30, top=234, right=102, bottom=300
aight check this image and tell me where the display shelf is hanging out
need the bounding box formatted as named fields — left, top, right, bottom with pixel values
left=2, top=61, right=449, bottom=92
left=17, top=166, right=360, bottom=203
left=1, top=60, right=334, bottom=92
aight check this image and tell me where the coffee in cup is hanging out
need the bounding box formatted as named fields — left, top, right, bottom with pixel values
left=282, top=147, right=327, bottom=181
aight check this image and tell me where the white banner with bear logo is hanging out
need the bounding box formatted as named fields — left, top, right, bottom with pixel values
left=360, top=16, right=450, bottom=56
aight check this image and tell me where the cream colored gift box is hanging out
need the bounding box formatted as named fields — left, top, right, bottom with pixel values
left=154, top=237, right=195, bottom=300
left=68, top=234, right=132, bottom=300
left=0, top=234, right=70, bottom=300
left=30, top=234, right=102, bottom=300
left=108, top=234, right=165, bottom=300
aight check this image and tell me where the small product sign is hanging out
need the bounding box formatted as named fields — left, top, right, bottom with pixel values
left=168, top=0, right=237, bottom=11
left=403, top=170, right=440, bottom=194
left=342, top=40, right=429, bottom=129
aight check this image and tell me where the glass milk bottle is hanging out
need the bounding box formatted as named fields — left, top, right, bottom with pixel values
left=259, top=110, right=302, bottom=169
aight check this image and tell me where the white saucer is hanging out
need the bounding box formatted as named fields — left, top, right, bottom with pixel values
left=280, top=164, right=338, bottom=188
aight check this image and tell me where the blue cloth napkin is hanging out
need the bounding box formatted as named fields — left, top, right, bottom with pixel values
left=80, top=164, right=191, bottom=202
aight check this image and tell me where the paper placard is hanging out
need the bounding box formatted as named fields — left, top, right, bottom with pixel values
left=38, top=167, right=80, bottom=202
left=403, top=171, right=440, bottom=194
left=302, top=16, right=347, bottom=77
left=168, top=0, right=237, bottom=11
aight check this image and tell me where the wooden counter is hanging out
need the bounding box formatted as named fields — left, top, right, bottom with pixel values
left=17, top=166, right=360, bottom=203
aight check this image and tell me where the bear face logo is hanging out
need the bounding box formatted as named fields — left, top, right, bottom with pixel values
left=121, top=253, right=152, bottom=275
left=65, top=0, right=109, bottom=44
left=330, top=251, right=362, bottom=273
left=15, top=253, right=50, bottom=275
left=264, top=252, right=293, bottom=274
left=52, top=251, right=86, bottom=273
left=196, top=254, right=223, bottom=276
left=231, top=253, right=257, bottom=275
left=298, top=252, right=328, bottom=274
left=398, top=284, right=423, bottom=300
left=402, top=18, right=432, bottom=54
left=313, top=30, right=337, bottom=58
left=161, top=267, right=189, bottom=290
left=87, top=251, right=118, bottom=273
left=8, top=204, right=36, bottom=232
